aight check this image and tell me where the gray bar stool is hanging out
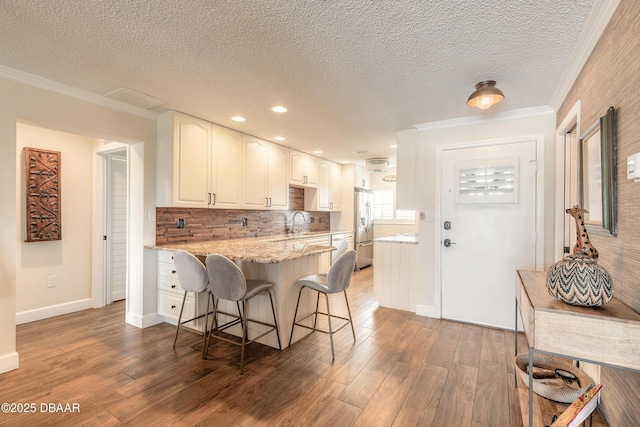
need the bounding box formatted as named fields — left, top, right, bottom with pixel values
left=289, top=249, right=357, bottom=361
left=172, top=250, right=211, bottom=350
left=203, top=254, right=282, bottom=374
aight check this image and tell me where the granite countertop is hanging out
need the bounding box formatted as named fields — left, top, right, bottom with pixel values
left=147, top=234, right=338, bottom=264
left=374, top=233, right=419, bottom=244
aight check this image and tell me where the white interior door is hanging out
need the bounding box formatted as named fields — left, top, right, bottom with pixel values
left=107, top=152, right=127, bottom=303
left=440, top=140, right=537, bottom=329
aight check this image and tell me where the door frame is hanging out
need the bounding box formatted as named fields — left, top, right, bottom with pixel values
left=554, top=101, right=581, bottom=260
left=434, top=134, right=545, bottom=319
left=105, top=150, right=128, bottom=304
left=92, top=142, right=136, bottom=311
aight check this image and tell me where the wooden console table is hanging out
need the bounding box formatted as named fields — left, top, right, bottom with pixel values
left=515, top=270, right=640, bottom=427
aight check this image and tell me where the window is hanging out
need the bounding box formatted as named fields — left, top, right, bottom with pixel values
left=372, top=190, right=415, bottom=223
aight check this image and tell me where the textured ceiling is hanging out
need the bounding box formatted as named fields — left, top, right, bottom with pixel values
left=0, top=0, right=596, bottom=165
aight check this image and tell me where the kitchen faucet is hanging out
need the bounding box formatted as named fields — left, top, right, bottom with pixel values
left=292, top=211, right=305, bottom=234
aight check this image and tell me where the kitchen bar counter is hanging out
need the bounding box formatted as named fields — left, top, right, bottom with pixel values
left=149, top=233, right=342, bottom=349
left=148, top=236, right=334, bottom=264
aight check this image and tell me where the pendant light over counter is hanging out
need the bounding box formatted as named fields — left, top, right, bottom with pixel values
left=467, top=80, right=504, bottom=110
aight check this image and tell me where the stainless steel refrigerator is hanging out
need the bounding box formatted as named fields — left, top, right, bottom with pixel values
left=354, top=189, right=373, bottom=269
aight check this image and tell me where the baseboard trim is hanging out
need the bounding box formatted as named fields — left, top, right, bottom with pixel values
left=416, top=304, right=439, bottom=318
left=0, top=352, right=19, bottom=374
left=16, top=298, right=92, bottom=325
left=126, top=312, right=165, bottom=329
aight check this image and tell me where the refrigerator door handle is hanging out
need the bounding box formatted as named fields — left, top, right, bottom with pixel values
left=358, top=241, right=373, bottom=247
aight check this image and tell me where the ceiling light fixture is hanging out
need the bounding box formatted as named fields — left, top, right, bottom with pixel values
left=274, top=136, right=285, bottom=141
left=366, top=158, right=390, bottom=173
left=231, top=116, right=246, bottom=122
left=390, top=144, right=397, bottom=149
left=467, top=80, right=504, bottom=111
left=272, top=106, right=288, bottom=113
left=312, top=150, right=323, bottom=154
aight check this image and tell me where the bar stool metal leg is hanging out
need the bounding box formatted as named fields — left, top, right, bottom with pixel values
left=344, top=291, right=356, bottom=341
left=325, top=293, right=335, bottom=361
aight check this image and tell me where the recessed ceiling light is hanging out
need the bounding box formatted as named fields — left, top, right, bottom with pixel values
left=312, top=150, right=323, bottom=154
left=274, top=136, right=285, bottom=141
left=341, top=160, right=350, bottom=164
left=272, top=106, right=288, bottom=113
left=353, top=150, right=371, bottom=155
left=231, top=116, right=246, bottom=122
left=390, top=144, right=397, bottom=148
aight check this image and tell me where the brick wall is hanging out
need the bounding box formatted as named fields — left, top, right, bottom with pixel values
left=155, top=187, right=330, bottom=244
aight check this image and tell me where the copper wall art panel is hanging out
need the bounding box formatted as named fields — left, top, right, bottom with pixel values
left=25, top=147, right=61, bottom=242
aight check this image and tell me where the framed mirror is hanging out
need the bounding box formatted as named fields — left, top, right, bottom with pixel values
left=579, top=106, right=617, bottom=235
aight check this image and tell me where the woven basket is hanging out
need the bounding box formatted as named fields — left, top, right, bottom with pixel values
left=546, top=253, right=612, bottom=306
left=515, top=354, right=593, bottom=403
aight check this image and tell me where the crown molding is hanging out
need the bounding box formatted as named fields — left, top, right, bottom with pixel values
left=0, top=64, right=159, bottom=120
left=413, top=105, right=555, bottom=132
left=548, top=0, right=622, bottom=111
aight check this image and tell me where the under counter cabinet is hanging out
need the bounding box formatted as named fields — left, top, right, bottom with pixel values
left=156, top=111, right=243, bottom=209
left=289, top=150, right=319, bottom=188
left=157, top=250, right=208, bottom=331
left=242, top=135, right=289, bottom=210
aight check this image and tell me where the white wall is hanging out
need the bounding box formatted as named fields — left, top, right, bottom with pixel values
left=16, top=124, right=97, bottom=315
left=397, top=111, right=556, bottom=315
left=0, top=76, right=157, bottom=374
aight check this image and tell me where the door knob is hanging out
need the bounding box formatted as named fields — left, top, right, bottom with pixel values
left=443, top=238, right=456, bottom=247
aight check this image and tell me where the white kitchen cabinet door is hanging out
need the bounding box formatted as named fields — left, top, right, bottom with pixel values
left=330, top=161, right=342, bottom=211
left=242, top=135, right=270, bottom=209
left=267, top=143, right=290, bottom=210
left=159, top=111, right=211, bottom=208
left=303, top=154, right=319, bottom=187
left=289, top=150, right=318, bottom=188
left=317, top=160, right=331, bottom=210
left=210, top=123, right=242, bottom=209
left=355, top=165, right=371, bottom=190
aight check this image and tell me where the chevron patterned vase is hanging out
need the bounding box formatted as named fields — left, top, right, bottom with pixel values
left=546, top=254, right=613, bottom=307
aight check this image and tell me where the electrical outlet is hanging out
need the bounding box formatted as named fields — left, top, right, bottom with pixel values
left=177, top=218, right=185, bottom=229
left=47, top=275, right=56, bottom=288
left=242, top=217, right=248, bottom=227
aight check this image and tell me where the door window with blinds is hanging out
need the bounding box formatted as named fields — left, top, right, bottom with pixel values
left=372, top=190, right=415, bottom=223
left=455, top=156, right=518, bottom=204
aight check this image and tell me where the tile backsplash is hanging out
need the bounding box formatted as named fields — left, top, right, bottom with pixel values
left=155, top=187, right=330, bottom=244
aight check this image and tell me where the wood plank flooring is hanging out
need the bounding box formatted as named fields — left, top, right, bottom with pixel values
left=0, top=267, right=598, bottom=426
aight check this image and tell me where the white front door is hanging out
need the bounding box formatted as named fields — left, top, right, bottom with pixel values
left=440, top=140, right=538, bottom=329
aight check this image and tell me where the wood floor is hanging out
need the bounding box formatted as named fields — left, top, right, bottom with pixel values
left=1, top=267, right=597, bottom=426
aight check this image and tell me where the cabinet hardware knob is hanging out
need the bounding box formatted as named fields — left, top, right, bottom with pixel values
left=171, top=305, right=176, bottom=309
left=171, top=285, right=176, bottom=288
left=172, top=270, right=176, bottom=274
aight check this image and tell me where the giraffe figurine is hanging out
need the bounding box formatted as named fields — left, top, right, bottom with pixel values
left=566, top=205, right=599, bottom=260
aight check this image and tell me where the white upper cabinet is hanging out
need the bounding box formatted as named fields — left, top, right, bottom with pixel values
left=331, top=161, right=343, bottom=211
left=157, top=111, right=211, bottom=208
left=268, top=143, right=290, bottom=209
left=242, top=135, right=289, bottom=210
left=157, top=111, right=242, bottom=209
left=210, top=123, right=243, bottom=209
left=318, top=160, right=331, bottom=210
left=354, top=165, right=371, bottom=190
left=316, top=160, right=342, bottom=211
left=289, top=149, right=318, bottom=187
